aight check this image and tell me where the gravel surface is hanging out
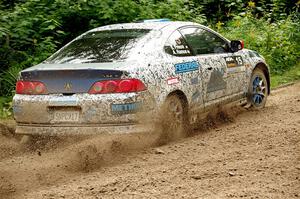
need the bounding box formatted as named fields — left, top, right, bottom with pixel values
left=0, top=82, right=299, bottom=199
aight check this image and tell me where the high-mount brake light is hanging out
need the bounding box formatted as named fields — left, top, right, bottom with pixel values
left=89, top=79, right=146, bottom=94
left=16, top=81, right=47, bottom=95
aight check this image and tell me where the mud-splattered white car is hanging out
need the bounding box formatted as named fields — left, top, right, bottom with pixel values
left=13, top=19, right=270, bottom=138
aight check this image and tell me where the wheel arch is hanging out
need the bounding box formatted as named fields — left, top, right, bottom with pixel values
left=254, top=63, right=270, bottom=95
left=166, top=90, right=189, bottom=113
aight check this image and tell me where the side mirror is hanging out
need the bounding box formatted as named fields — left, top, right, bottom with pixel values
left=230, top=40, right=244, bottom=52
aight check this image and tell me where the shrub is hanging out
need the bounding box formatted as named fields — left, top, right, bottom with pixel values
left=220, top=14, right=300, bottom=74
left=0, top=0, right=205, bottom=97
left=0, top=96, right=12, bottom=118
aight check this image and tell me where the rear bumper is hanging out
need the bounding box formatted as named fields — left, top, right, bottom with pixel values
left=13, top=91, right=156, bottom=124
left=15, top=123, right=151, bottom=136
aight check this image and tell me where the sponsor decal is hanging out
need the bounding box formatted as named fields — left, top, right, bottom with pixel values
left=175, top=49, right=191, bottom=55
left=191, top=90, right=201, bottom=101
left=103, top=74, right=120, bottom=78
left=167, top=77, right=179, bottom=85
left=225, top=56, right=244, bottom=68
left=111, top=102, right=141, bottom=114
left=190, top=77, right=199, bottom=85
left=207, top=69, right=226, bottom=93
left=175, top=61, right=200, bottom=74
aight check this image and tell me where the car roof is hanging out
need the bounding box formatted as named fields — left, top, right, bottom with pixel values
left=88, top=21, right=198, bottom=32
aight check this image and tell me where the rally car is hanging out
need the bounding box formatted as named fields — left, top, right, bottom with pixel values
left=13, top=19, right=270, bottom=138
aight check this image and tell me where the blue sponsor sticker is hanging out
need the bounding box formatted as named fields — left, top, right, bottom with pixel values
left=111, top=102, right=141, bottom=114
left=175, top=61, right=200, bottom=74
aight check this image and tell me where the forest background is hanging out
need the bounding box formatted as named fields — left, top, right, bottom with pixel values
left=0, top=0, right=299, bottom=117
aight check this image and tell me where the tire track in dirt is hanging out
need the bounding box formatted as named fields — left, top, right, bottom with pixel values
left=0, top=82, right=299, bottom=199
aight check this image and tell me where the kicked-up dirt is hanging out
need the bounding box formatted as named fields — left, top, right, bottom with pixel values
left=0, top=82, right=299, bottom=199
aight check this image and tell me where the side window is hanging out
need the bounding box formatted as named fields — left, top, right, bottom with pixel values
left=164, top=30, right=192, bottom=56
left=180, top=27, right=229, bottom=55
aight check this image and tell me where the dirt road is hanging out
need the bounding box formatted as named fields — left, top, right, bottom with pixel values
left=0, top=83, right=299, bottom=199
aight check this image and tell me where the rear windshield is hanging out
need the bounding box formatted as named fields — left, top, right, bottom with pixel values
left=45, top=29, right=150, bottom=64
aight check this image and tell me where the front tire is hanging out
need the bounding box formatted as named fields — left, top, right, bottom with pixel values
left=247, top=68, right=269, bottom=109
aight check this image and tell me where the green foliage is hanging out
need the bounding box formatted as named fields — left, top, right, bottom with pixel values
left=0, top=65, right=23, bottom=96
left=220, top=14, right=300, bottom=74
left=193, top=0, right=299, bottom=23
left=0, top=0, right=299, bottom=106
left=0, top=0, right=206, bottom=97
left=0, top=96, right=12, bottom=118
left=194, top=0, right=245, bottom=23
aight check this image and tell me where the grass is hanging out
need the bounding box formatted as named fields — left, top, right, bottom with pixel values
left=270, top=63, right=300, bottom=88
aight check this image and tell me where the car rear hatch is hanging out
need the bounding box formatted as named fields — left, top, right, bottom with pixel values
left=14, top=62, right=147, bottom=125
left=19, top=63, right=127, bottom=94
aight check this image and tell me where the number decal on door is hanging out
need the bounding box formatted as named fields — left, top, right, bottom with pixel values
left=225, top=56, right=244, bottom=68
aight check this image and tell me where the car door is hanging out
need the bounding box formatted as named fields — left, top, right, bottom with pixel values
left=163, top=30, right=205, bottom=110
left=179, top=26, right=246, bottom=108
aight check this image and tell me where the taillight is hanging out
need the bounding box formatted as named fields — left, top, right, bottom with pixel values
left=16, top=81, right=47, bottom=95
left=89, top=79, right=146, bottom=94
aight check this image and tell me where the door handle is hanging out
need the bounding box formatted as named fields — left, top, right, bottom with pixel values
left=207, top=67, right=213, bottom=70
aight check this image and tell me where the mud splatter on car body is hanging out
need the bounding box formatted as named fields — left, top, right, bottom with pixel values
left=13, top=20, right=269, bottom=135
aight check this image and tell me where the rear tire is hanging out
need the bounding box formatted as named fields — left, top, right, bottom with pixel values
left=247, top=68, right=269, bottom=109
left=157, top=94, right=188, bottom=145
